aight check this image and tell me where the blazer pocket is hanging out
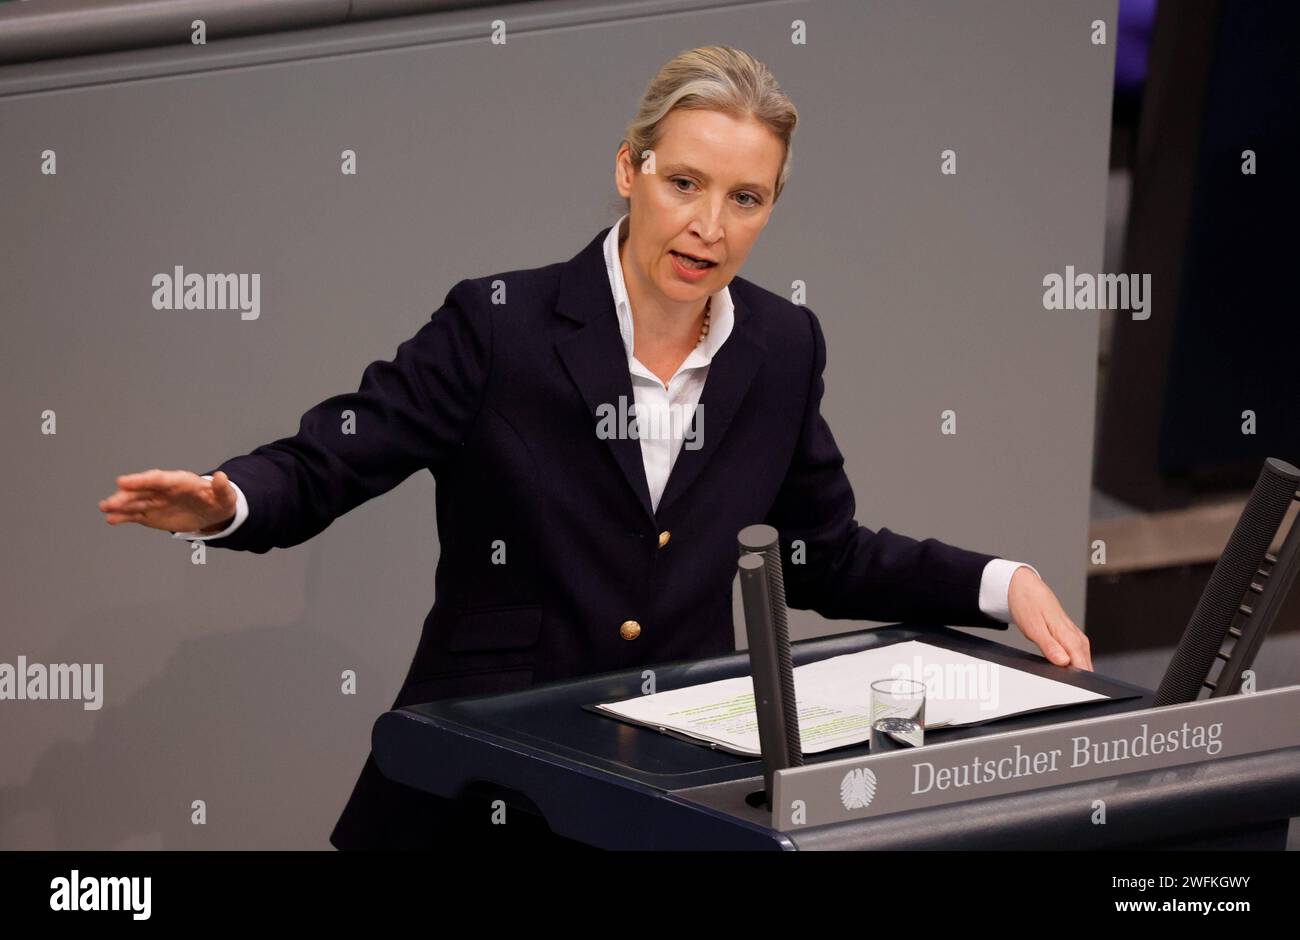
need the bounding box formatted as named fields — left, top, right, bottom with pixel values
left=448, top=604, right=543, bottom=653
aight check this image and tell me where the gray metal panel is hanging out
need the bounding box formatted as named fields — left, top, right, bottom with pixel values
left=0, top=0, right=531, bottom=65
left=662, top=748, right=1300, bottom=850
left=0, top=0, right=351, bottom=65
left=0, top=0, right=750, bottom=76
left=784, top=746, right=1300, bottom=850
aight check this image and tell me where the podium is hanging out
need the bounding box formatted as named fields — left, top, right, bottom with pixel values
left=372, top=625, right=1300, bottom=849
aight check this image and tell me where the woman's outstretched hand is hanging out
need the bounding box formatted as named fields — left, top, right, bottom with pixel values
left=1007, top=566, right=1094, bottom=671
left=99, top=469, right=238, bottom=535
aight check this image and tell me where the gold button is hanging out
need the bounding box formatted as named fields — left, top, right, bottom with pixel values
left=657, top=530, right=671, bottom=548
left=620, top=619, right=641, bottom=640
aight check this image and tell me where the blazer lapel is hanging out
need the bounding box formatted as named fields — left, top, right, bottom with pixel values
left=554, top=227, right=656, bottom=524
left=552, top=225, right=768, bottom=524
left=655, top=290, right=764, bottom=517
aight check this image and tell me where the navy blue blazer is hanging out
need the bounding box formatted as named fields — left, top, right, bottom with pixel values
left=202, top=223, right=1009, bottom=848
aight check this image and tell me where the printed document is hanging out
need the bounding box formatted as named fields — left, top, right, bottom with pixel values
left=593, top=640, right=1111, bottom=755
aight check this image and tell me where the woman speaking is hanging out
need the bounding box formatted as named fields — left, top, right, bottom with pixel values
left=99, top=45, right=1090, bottom=849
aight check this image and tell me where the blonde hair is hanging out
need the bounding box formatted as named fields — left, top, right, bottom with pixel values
left=617, top=45, right=798, bottom=213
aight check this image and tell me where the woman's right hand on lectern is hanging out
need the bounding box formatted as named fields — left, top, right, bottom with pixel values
left=99, top=469, right=238, bottom=534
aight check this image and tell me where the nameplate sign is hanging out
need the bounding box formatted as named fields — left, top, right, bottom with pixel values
left=770, top=685, right=1300, bottom=830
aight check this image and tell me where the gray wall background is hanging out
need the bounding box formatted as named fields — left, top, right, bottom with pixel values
left=0, top=0, right=1116, bottom=848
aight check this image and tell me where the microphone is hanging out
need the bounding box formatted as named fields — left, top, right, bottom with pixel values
left=737, top=524, right=803, bottom=808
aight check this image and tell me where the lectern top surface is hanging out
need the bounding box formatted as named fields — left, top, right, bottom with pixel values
left=399, top=625, right=1150, bottom=792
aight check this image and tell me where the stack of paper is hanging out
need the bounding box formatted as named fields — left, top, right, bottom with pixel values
left=593, top=640, right=1109, bottom=756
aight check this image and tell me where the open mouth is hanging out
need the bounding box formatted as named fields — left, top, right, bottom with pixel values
left=670, top=250, right=717, bottom=270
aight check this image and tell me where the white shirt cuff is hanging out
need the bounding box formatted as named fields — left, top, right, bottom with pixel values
left=170, top=476, right=248, bottom=540
left=979, top=558, right=1039, bottom=623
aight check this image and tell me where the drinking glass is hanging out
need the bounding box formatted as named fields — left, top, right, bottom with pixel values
left=869, top=677, right=926, bottom=751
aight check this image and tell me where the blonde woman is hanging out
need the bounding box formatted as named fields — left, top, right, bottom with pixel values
left=100, top=45, right=1090, bottom=849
